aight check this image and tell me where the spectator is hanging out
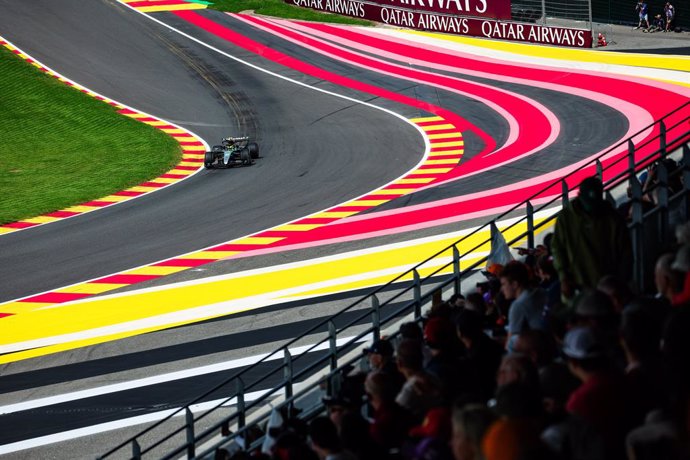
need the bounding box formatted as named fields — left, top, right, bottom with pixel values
left=620, top=306, right=666, bottom=426
left=272, top=430, right=319, bottom=460
left=455, top=309, right=504, bottom=402
left=596, top=274, right=635, bottom=314
left=424, top=316, right=468, bottom=400
left=495, top=353, right=540, bottom=390
left=338, top=412, right=388, bottom=460
left=571, top=289, right=624, bottom=367
left=670, top=244, right=690, bottom=307
left=364, top=370, right=415, bottom=450
left=665, top=2, right=675, bottom=31
left=408, top=406, right=454, bottom=460
left=450, top=403, right=497, bottom=460
left=653, top=253, right=682, bottom=306
left=512, top=329, right=557, bottom=372
left=562, top=326, right=631, bottom=460
left=482, top=383, right=549, bottom=460
left=499, top=260, right=547, bottom=351
left=539, top=363, right=581, bottom=455
left=395, top=339, right=444, bottom=420
left=535, top=254, right=561, bottom=316
left=551, top=176, right=633, bottom=302
left=648, top=13, right=665, bottom=32
left=322, top=379, right=363, bottom=437
left=635, top=0, right=650, bottom=29
left=363, top=338, right=405, bottom=393
left=307, top=416, right=357, bottom=460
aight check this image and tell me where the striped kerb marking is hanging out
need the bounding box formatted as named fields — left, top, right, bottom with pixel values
left=0, top=38, right=205, bottom=239
left=0, top=36, right=207, bottom=318
left=2, top=116, right=462, bottom=316
left=120, top=0, right=208, bottom=12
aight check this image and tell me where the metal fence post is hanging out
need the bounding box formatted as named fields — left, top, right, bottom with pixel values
left=561, top=179, right=569, bottom=206
left=236, top=377, right=246, bottom=429
left=284, top=347, right=293, bottom=402
left=628, top=139, right=636, bottom=174
left=660, top=120, right=667, bottom=157
left=683, top=144, right=690, bottom=220
left=630, top=175, right=644, bottom=287
left=371, top=295, right=380, bottom=342
left=328, top=321, right=337, bottom=371
left=452, top=245, right=461, bottom=296
left=185, top=407, right=195, bottom=459
left=413, top=269, right=422, bottom=318
left=132, top=439, right=141, bottom=460
left=526, top=201, right=534, bottom=249
left=596, top=159, right=603, bottom=181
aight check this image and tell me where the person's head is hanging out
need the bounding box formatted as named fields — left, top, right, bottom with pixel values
left=562, top=326, right=610, bottom=381
left=655, top=252, right=684, bottom=300
left=573, top=289, right=616, bottom=329
left=399, top=321, right=424, bottom=342
left=363, top=338, right=394, bottom=371
left=425, top=315, right=457, bottom=352
left=540, top=363, right=580, bottom=416
left=451, top=403, right=497, bottom=460
left=455, top=309, right=485, bottom=346
left=534, top=254, right=556, bottom=282
left=620, top=306, right=661, bottom=363
left=308, top=416, right=342, bottom=457
left=364, top=370, right=398, bottom=409
left=448, top=293, right=466, bottom=309
left=512, top=329, right=556, bottom=368
left=597, top=275, right=634, bottom=313
left=464, top=292, right=487, bottom=315
left=496, top=353, right=539, bottom=388
left=396, top=338, right=425, bottom=375
left=272, top=431, right=319, bottom=460
left=498, top=261, right=530, bottom=300
left=578, top=176, right=604, bottom=213
left=493, top=382, right=543, bottom=419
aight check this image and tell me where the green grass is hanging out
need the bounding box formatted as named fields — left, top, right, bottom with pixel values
left=210, top=0, right=373, bottom=25
left=0, top=46, right=181, bottom=225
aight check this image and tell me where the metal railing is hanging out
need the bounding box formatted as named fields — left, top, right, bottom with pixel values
left=99, top=101, right=690, bottom=459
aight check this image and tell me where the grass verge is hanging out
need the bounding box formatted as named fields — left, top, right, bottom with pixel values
left=0, top=45, right=181, bottom=225
left=209, top=0, right=373, bottom=25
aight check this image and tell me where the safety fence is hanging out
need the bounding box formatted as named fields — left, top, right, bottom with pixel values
left=99, top=101, right=690, bottom=459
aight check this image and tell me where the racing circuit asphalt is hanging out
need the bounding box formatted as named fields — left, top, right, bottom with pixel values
left=0, top=0, right=667, bottom=456
left=0, top=0, right=429, bottom=302
left=0, top=0, right=632, bottom=304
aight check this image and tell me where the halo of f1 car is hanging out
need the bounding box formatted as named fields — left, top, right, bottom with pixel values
left=204, top=136, right=260, bottom=169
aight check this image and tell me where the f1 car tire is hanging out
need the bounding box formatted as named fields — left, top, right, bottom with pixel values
left=239, top=148, right=251, bottom=165
left=204, top=151, right=215, bottom=169
left=248, top=142, right=259, bottom=159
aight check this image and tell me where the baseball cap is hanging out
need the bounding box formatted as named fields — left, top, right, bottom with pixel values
left=363, top=338, right=394, bottom=357
left=574, top=290, right=614, bottom=317
left=409, top=406, right=451, bottom=439
left=481, top=263, right=504, bottom=278
left=424, top=316, right=456, bottom=349
left=562, top=326, right=604, bottom=360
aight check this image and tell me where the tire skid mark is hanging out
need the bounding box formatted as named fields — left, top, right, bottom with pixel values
left=0, top=38, right=207, bottom=239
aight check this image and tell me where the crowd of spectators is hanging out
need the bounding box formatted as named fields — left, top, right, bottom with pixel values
left=217, top=173, right=690, bottom=460
left=635, top=0, right=676, bottom=32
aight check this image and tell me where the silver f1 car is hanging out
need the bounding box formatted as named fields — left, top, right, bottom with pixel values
left=204, top=136, right=259, bottom=169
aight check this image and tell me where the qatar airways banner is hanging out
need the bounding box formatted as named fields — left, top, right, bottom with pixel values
left=288, top=0, right=593, bottom=48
